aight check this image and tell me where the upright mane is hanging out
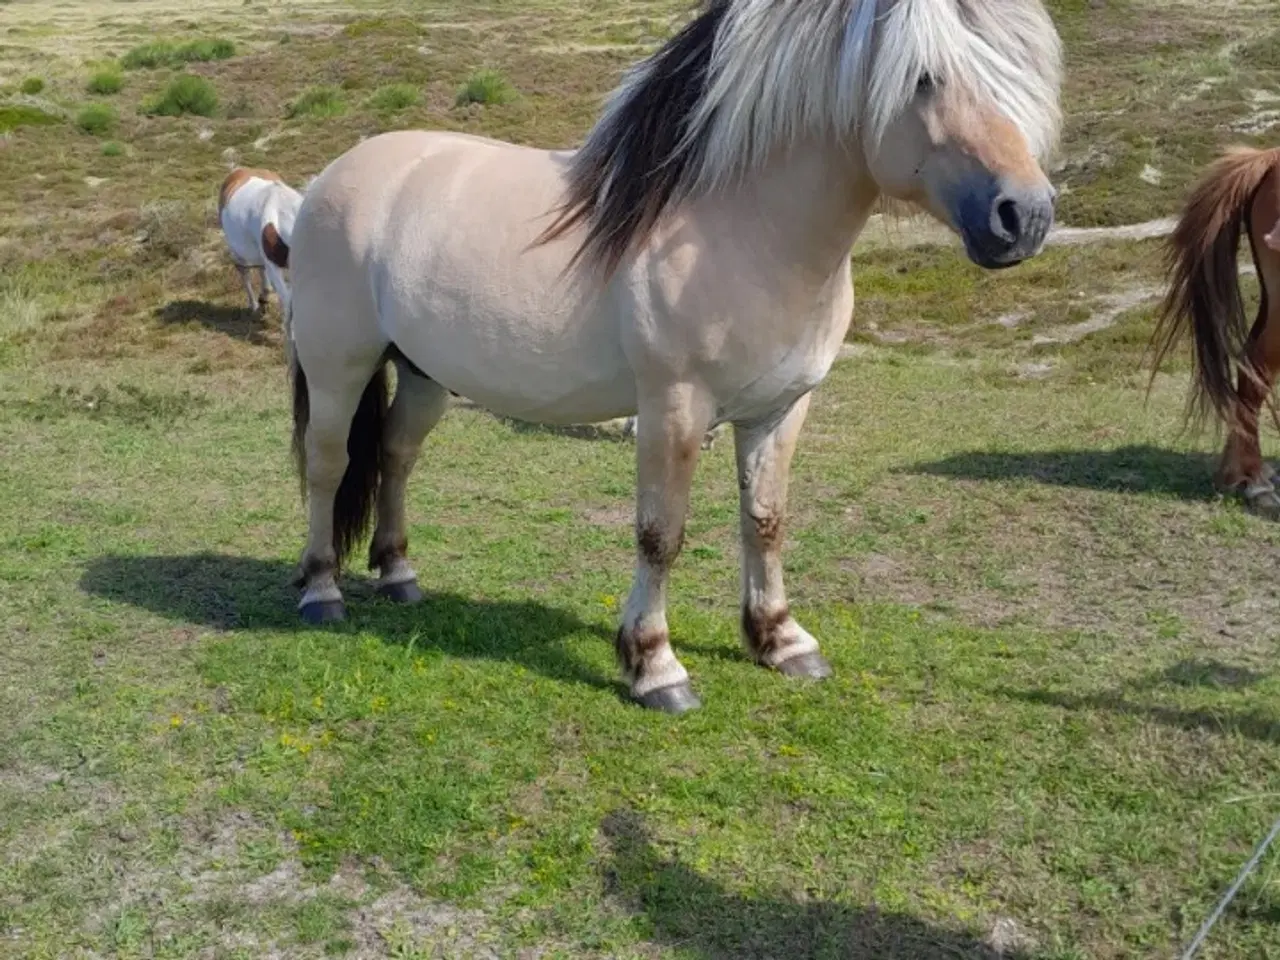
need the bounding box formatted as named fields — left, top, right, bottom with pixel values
left=538, top=0, right=1062, bottom=276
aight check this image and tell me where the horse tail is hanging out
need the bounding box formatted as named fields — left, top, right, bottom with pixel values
left=1150, top=145, right=1280, bottom=427
left=289, top=347, right=390, bottom=570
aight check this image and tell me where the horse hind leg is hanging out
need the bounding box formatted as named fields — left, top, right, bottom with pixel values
left=1218, top=237, right=1280, bottom=517
left=368, top=353, right=451, bottom=603
left=236, top=264, right=257, bottom=312
left=294, top=357, right=390, bottom=624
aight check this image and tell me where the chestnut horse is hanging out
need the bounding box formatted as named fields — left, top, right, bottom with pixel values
left=1152, top=145, right=1280, bottom=516
left=285, top=0, right=1062, bottom=713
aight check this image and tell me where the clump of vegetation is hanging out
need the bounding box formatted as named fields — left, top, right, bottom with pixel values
left=0, top=104, right=60, bottom=133
left=121, top=38, right=236, bottom=70
left=455, top=69, right=516, bottom=107
left=101, top=141, right=125, bottom=157
left=19, top=76, right=45, bottom=95
left=76, top=103, right=118, bottom=135
left=142, top=74, right=218, bottom=118
left=87, top=67, right=124, bottom=95
left=368, top=83, right=419, bottom=112
left=224, top=94, right=255, bottom=119
left=286, top=85, right=345, bottom=119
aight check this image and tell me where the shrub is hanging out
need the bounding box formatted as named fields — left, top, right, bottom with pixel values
left=101, top=141, right=125, bottom=157
left=87, top=67, right=124, bottom=95
left=173, top=38, right=236, bottom=63
left=0, top=105, right=60, bottom=133
left=122, top=38, right=235, bottom=70
left=286, top=85, right=345, bottom=119
left=76, top=103, right=118, bottom=135
left=455, top=69, right=515, bottom=107
left=19, top=76, right=44, bottom=95
left=367, top=83, right=418, bottom=112
left=142, top=74, right=218, bottom=117
left=121, top=41, right=176, bottom=69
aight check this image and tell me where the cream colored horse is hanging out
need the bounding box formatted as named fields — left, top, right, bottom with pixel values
left=286, top=0, right=1063, bottom=713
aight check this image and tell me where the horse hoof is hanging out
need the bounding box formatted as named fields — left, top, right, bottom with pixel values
left=775, top=652, right=833, bottom=680
left=635, top=682, right=701, bottom=715
left=377, top=579, right=423, bottom=604
left=299, top=599, right=346, bottom=625
left=1245, top=494, right=1280, bottom=520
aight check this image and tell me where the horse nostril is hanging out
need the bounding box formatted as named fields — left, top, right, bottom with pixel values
left=993, top=198, right=1021, bottom=243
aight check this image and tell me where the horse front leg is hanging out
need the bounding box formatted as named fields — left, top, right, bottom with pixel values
left=734, top=394, right=832, bottom=679
left=368, top=360, right=450, bottom=603
left=1217, top=280, right=1280, bottom=517
left=618, top=387, right=714, bottom=714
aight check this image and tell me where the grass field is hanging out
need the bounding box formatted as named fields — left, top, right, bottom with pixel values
left=2, top=0, right=1280, bottom=957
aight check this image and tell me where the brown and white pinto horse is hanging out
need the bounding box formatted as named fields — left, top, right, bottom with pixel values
left=1152, top=145, right=1280, bottom=516
left=217, top=167, right=302, bottom=318
left=285, top=0, right=1062, bottom=713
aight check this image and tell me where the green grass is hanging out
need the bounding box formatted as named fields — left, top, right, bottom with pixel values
left=0, top=105, right=60, bottom=133
left=2, top=0, right=1280, bottom=956
left=19, top=76, right=44, bottom=95
left=367, top=82, right=419, bottom=112
left=75, top=103, right=118, bottom=136
left=87, top=67, right=124, bottom=96
left=455, top=68, right=517, bottom=107
left=120, top=38, right=236, bottom=70
left=286, top=85, right=346, bottom=119
left=141, top=74, right=218, bottom=118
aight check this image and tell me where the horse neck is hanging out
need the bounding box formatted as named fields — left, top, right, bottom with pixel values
left=705, top=137, right=880, bottom=285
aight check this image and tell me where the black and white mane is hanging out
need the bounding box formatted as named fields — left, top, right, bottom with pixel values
left=540, top=0, right=1062, bottom=274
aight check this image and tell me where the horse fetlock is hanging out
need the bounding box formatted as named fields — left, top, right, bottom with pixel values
left=616, top=621, right=688, bottom=696
left=741, top=605, right=824, bottom=671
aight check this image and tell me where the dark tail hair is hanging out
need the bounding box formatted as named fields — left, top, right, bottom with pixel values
left=1150, top=145, right=1280, bottom=429
left=262, top=223, right=290, bottom=268
left=290, top=351, right=389, bottom=570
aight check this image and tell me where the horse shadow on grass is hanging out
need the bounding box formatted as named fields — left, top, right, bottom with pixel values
left=79, top=553, right=618, bottom=696
left=1000, top=658, right=1279, bottom=745
left=906, top=444, right=1220, bottom=502
left=154, top=299, right=278, bottom=345
left=600, top=809, right=1025, bottom=959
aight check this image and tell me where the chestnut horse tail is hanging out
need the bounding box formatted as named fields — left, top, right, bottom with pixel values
left=1150, top=145, right=1280, bottom=428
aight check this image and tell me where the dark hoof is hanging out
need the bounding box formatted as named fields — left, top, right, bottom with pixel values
left=635, top=682, right=701, bottom=715
left=299, top=599, right=346, bottom=625
left=1243, top=488, right=1280, bottom=520
left=775, top=652, right=833, bottom=680
left=377, top=579, right=423, bottom=604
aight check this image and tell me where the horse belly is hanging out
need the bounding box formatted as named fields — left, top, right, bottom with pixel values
left=381, top=290, right=636, bottom=425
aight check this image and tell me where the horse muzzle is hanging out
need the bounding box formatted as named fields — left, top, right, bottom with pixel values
left=955, top=182, right=1056, bottom=270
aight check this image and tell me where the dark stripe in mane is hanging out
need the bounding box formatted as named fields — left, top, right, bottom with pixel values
left=536, top=0, right=729, bottom=277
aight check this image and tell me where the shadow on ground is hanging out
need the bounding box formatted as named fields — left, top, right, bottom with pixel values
left=154, top=299, right=277, bottom=345
left=79, top=552, right=616, bottom=695
left=600, top=809, right=1025, bottom=959
left=907, top=445, right=1221, bottom=501
left=1001, top=658, right=1279, bottom=745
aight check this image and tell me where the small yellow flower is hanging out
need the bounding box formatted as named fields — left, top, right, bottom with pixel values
left=169, top=715, right=184, bottom=728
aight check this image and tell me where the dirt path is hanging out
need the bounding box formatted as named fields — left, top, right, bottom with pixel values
left=855, top=215, right=1178, bottom=252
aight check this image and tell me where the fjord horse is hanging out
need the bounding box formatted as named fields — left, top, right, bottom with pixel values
left=1152, top=145, right=1280, bottom=516
left=285, top=0, right=1063, bottom=713
left=218, top=167, right=302, bottom=318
